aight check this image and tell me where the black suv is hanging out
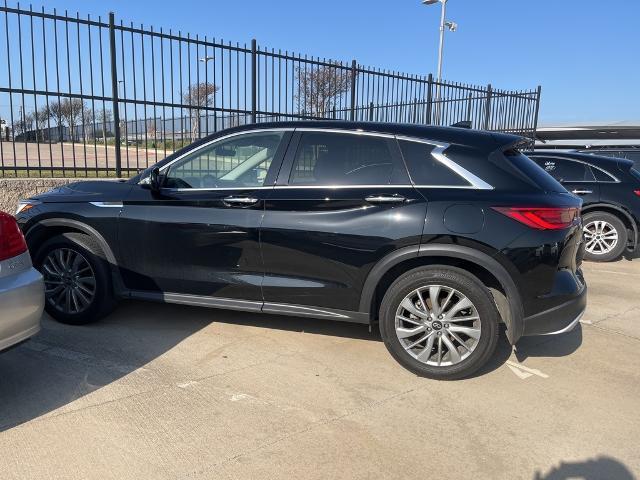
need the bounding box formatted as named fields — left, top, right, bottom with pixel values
left=16, top=121, right=586, bottom=379
left=528, top=151, right=640, bottom=262
left=578, top=148, right=640, bottom=169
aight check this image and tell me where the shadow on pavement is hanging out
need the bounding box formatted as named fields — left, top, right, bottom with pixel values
left=0, top=301, right=210, bottom=432
left=514, top=324, right=583, bottom=363
left=534, top=456, right=636, bottom=480
left=472, top=324, right=583, bottom=378
left=0, top=299, right=587, bottom=431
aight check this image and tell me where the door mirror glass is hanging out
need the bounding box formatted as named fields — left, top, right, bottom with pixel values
left=164, top=131, right=284, bottom=189
left=149, top=167, right=162, bottom=192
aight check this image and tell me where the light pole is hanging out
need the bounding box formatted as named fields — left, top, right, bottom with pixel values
left=422, top=0, right=457, bottom=123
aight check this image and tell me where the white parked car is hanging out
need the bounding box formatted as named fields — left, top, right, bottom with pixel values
left=0, top=210, right=43, bottom=352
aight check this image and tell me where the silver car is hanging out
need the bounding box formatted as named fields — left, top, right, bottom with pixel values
left=0, top=211, right=44, bottom=351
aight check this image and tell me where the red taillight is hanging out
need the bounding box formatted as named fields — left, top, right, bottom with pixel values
left=0, top=212, right=28, bottom=261
left=492, top=206, right=580, bottom=230
left=634, top=190, right=640, bottom=197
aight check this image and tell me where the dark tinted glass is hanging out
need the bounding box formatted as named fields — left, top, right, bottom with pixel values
left=592, top=167, right=616, bottom=182
left=398, top=140, right=470, bottom=186
left=507, top=152, right=565, bottom=192
left=289, top=132, right=394, bottom=185
left=534, top=158, right=594, bottom=182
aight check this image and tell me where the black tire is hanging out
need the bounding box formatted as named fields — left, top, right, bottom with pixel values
left=582, top=211, right=627, bottom=262
left=379, top=266, right=499, bottom=380
left=34, top=232, right=117, bottom=325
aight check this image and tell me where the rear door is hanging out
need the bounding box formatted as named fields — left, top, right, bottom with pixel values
left=259, top=129, right=427, bottom=315
left=532, top=156, right=600, bottom=205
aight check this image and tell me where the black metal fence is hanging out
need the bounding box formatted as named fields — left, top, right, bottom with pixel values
left=0, top=3, right=542, bottom=178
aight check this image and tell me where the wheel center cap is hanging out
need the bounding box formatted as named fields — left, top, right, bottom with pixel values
left=431, top=320, right=443, bottom=330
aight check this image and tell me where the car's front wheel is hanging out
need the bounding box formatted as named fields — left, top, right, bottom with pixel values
left=34, top=232, right=117, bottom=325
left=379, top=266, right=499, bottom=380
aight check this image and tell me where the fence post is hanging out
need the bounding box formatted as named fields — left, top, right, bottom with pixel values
left=425, top=73, right=433, bottom=125
left=368, top=102, right=374, bottom=122
left=532, top=85, right=542, bottom=138
left=483, top=83, right=492, bottom=130
left=350, top=60, right=357, bottom=121
left=251, top=39, right=257, bottom=124
left=108, top=12, right=122, bottom=178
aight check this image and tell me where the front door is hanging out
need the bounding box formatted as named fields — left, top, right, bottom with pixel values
left=118, top=129, right=291, bottom=302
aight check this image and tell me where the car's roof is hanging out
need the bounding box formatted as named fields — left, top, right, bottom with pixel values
left=529, top=150, right=634, bottom=171
left=216, top=120, right=523, bottom=149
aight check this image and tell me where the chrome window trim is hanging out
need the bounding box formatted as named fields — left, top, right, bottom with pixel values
left=145, top=127, right=295, bottom=179
left=164, top=184, right=484, bottom=192
left=90, top=201, right=124, bottom=208
left=532, top=155, right=620, bottom=183
left=396, top=135, right=494, bottom=190
left=294, top=127, right=396, bottom=139
left=151, top=126, right=494, bottom=191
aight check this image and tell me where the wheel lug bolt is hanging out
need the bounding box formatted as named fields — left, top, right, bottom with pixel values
left=437, top=332, right=442, bottom=336
left=444, top=323, right=449, bottom=328
left=426, top=327, right=431, bottom=331
left=438, top=315, right=443, bottom=319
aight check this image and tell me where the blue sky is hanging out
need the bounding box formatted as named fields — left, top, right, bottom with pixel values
left=5, top=0, right=640, bottom=125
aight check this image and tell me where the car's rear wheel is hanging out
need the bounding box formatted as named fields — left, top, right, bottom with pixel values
left=582, top=211, right=627, bottom=262
left=379, top=266, right=499, bottom=380
left=34, top=232, right=117, bottom=325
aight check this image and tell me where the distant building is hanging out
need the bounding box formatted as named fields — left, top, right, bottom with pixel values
left=535, top=122, right=640, bottom=149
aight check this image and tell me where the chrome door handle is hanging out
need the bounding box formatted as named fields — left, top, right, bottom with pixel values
left=365, top=194, right=406, bottom=204
left=223, top=196, right=259, bottom=206
left=571, top=189, right=593, bottom=195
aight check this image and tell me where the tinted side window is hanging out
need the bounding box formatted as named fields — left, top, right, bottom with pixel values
left=165, top=131, right=284, bottom=188
left=534, top=158, right=594, bottom=182
left=592, top=167, right=617, bottom=182
left=398, top=140, right=470, bottom=186
left=289, top=132, right=394, bottom=185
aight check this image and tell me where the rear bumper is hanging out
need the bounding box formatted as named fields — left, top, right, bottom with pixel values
left=0, top=267, right=44, bottom=352
left=522, top=284, right=587, bottom=337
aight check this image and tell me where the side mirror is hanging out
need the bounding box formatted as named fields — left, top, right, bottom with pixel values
left=149, top=167, right=163, bottom=192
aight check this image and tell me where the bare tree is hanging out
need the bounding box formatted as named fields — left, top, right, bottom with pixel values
left=81, top=106, right=93, bottom=141
left=96, top=108, right=113, bottom=143
left=295, top=62, right=353, bottom=117
left=13, top=107, right=34, bottom=138
left=146, top=119, right=157, bottom=140
left=33, top=106, right=51, bottom=141
left=48, top=98, right=87, bottom=141
left=182, top=82, right=218, bottom=141
left=49, top=100, right=66, bottom=141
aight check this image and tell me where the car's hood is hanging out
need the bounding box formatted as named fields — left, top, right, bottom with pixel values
left=32, top=180, right=134, bottom=203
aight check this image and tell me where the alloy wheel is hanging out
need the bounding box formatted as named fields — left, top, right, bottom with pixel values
left=395, top=285, right=481, bottom=367
left=42, top=248, right=96, bottom=314
left=584, top=220, right=618, bottom=255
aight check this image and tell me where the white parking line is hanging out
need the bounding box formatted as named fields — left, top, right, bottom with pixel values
left=506, top=360, right=549, bottom=380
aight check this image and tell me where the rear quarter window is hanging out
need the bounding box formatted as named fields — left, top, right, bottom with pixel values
left=398, top=140, right=470, bottom=186
left=508, top=152, right=566, bottom=192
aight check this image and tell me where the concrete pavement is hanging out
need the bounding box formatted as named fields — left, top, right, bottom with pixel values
left=0, top=260, right=638, bottom=479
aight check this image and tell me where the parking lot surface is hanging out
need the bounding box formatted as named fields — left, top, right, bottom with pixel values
left=0, top=259, right=638, bottom=480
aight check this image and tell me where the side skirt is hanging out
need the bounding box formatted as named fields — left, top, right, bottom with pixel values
left=127, top=290, right=369, bottom=324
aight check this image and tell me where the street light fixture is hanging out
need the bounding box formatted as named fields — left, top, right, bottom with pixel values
left=421, top=0, right=457, bottom=123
